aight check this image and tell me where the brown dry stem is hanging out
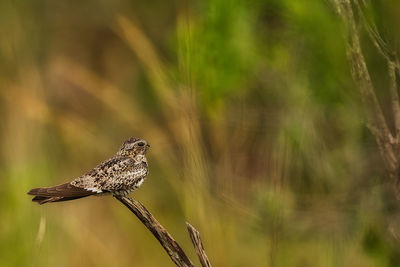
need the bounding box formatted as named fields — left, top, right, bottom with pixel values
left=186, top=223, right=212, bottom=267
left=333, top=0, right=400, bottom=188
left=115, top=195, right=195, bottom=267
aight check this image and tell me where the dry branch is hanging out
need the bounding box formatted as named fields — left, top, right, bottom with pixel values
left=354, top=0, right=400, bottom=139
left=186, top=223, right=212, bottom=267
left=114, top=195, right=195, bottom=267
left=333, top=0, right=400, bottom=186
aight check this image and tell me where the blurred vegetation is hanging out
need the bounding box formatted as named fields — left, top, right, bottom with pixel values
left=2, top=0, right=400, bottom=266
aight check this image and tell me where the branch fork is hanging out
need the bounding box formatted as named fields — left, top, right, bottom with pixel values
left=333, top=0, right=400, bottom=190
left=114, top=195, right=212, bottom=267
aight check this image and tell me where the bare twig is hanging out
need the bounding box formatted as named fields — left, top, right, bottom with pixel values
left=388, top=61, right=400, bottom=138
left=186, top=223, right=212, bottom=267
left=354, top=0, right=391, bottom=61
left=332, top=0, right=399, bottom=178
left=114, top=195, right=195, bottom=267
left=353, top=0, right=400, bottom=139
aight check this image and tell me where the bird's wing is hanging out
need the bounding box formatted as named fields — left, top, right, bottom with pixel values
left=71, top=156, right=148, bottom=192
left=71, top=156, right=135, bottom=193
left=27, top=183, right=96, bottom=204
left=28, top=183, right=96, bottom=197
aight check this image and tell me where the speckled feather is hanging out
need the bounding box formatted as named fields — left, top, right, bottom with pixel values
left=71, top=156, right=148, bottom=194
left=27, top=137, right=150, bottom=204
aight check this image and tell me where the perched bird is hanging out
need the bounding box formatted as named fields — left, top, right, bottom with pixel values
left=28, top=137, right=150, bottom=204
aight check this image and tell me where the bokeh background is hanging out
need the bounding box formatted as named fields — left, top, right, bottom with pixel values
left=2, top=0, right=400, bottom=266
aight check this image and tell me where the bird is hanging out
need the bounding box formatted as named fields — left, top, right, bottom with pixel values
left=28, top=137, right=150, bottom=204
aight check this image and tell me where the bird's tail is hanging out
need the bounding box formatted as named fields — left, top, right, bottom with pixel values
left=27, top=183, right=95, bottom=204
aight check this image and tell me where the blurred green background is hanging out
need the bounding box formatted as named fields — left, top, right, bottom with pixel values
left=2, top=0, right=400, bottom=266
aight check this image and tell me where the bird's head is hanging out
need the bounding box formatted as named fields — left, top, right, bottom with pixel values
left=117, top=137, right=150, bottom=158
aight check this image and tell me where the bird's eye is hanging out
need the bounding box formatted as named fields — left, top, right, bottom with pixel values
left=137, top=142, right=145, bottom=147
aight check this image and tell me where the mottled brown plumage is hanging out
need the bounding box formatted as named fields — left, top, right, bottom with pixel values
left=28, top=137, right=150, bottom=204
